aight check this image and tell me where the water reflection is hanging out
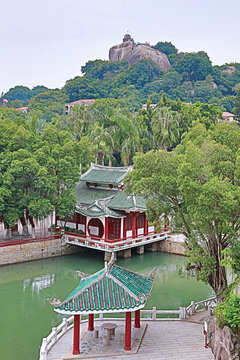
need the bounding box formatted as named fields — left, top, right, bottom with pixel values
left=23, top=274, right=55, bottom=293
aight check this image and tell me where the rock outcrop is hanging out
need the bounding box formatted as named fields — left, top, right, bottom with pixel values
left=109, top=34, right=171, bottom=72
left=221, top=66, right=236, bottom=75
left=210, top=318, right=240, bottom=360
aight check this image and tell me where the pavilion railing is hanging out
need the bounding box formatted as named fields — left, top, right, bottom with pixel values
left=64, top=231, right=169, bottom=252
left=39, top=296, right=217, bottom=360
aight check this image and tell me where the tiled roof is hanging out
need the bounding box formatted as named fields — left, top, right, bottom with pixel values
left=76, top=181, right=116, bottom=205
left=67, top=99, right=95, bottom=105
left=108, top=191, right=146, bottom=211
left=54, top=257, right=156, bottom=314
left=81, top=163, right=132, bottom=185
left=222, top=112, right=234, bottom=117
left=76, top=202, right=123, bottom=218
left=75, top=164, right=146, bottom=214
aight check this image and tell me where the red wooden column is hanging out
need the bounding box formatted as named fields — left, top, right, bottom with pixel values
left=88, top=314, right=94, bottom=331
left=123, top=217, right=126, bottom=239
left=132, top=213, right=136, bottom=239
left=73, top=315, right=80, bottom=355
left=144, top=213, right=148, bottom=236
left=134, top=309, right=140, bottom=328
left=84, top=215, right=87, bottom=235
left=124, top=311, right=132, bottom=351
left=105, top=217, right=109, bottom=240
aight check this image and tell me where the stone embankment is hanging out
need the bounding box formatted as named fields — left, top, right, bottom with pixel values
left=0, top=235, right=81, bottom=266
left=0, top=233, right=186, bottom=266
left=158, top=234, right=186, bottom=256
left=210, top=319, right=240, bottom=360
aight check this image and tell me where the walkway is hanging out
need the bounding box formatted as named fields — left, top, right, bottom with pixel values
left=47, top=320, right=214, bottom=360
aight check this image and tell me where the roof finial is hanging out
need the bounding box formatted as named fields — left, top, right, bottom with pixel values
left=77, top=270, right=86, bottom=279
left=47, top=298, right=62, bottom=306
left=149, top=267, right=157, bottom=279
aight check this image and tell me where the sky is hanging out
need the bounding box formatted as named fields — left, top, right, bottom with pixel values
left=1, top=0, right=240, bottom=94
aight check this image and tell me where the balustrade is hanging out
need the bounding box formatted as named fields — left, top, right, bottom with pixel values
left=39, top=296, right=217, bottom=359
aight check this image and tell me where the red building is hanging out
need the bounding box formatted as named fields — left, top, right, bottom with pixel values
left=57, top=163, right=156, bottom=245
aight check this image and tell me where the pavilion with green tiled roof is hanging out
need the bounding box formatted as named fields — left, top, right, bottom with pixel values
left=57, top=163, right=154, bottom=244
left=51, top=254, right=156, bottom=354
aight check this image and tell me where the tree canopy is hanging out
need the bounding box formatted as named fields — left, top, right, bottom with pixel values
left=125, top=122, right=240, bottom=297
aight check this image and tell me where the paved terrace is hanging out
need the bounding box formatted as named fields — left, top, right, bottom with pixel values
left=45, top=319, right=213, bottom=360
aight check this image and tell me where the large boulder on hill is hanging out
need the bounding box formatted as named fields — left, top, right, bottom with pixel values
left=109, top=34, right=171, bottom=72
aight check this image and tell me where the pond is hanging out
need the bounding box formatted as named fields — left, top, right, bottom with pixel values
left=0, top=249, right=212, bottom=360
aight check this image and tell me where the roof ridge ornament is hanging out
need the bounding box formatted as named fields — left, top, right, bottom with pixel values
left=149, top=267, right=157, bottom=279
left=104, top=252, right=115, bottom=274
left=48, top=298, right=62, bottom=306
left=77, top=271, right=86, bottom=279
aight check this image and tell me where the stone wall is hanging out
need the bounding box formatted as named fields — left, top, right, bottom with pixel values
left=0, top=236, right=81, bottom=266
left=210, top=319, right=240, bottom=360
left=157, top=238, right=186, bottom=256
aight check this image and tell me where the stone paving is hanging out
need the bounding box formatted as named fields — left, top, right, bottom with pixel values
left=47, top=320, right=214, bottom=360
left=63, top=324, right=146, bottom=359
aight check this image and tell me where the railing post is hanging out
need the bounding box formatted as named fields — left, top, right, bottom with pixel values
left=40, top=338, right=48, bottom=360
left=179, top=307, right=186, bottom=320
left=52, top=327, right=58, bottom=343
left=62, top=318, right=68, bottom=333
left=99, top=313, right=103, bottom=321
left=190, top=301, right=195, bottom=314
left=152, top=306, right=157, bottom=320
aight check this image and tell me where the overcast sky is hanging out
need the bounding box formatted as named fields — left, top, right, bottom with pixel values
left=1, top=0, right=240, bottom=94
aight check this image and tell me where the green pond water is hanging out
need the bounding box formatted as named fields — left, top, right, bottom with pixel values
left=0, top=250, right=213, bottom=360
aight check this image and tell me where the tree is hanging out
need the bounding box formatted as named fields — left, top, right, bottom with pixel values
left=125, top=122, right=240, bottom=298
left=153, top=41, right=178, bottom=56
left=151, top=106, right=181, bottom=149
left=0, top=117, right=93, bottom=237
left=28, top=89, right=68, bottom=122
left=175, top=53, right=213, bottom=82
left=4, top=85, right=48, bottom=106
left=233, top=90, right=240, bottom=122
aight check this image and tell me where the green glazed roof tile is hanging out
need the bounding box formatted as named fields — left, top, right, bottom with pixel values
left=55, top=260, right=155, bottom=314
left=76, top=181, right=116, bottom=205
left=81, top=163, right=132, bottom=185
left=107, top=191, right=146, bottom=211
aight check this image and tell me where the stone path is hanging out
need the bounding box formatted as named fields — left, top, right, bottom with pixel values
left=47, top=320, right=214, bottom=360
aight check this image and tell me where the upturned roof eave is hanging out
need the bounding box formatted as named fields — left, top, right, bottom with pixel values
left=54, top=302, right=146, bottom=316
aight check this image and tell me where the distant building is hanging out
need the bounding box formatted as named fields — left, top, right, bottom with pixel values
left=142, top=104, right=157, bottom=111
left=222, top=112, right=235, bottom=122
left=0, top=98, right=8, bottom=106
left=65, top=99, right=95, bottom=115
left=14, top=106, right=29, bottom=113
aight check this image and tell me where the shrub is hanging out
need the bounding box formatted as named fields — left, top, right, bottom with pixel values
left=215, top=287, right=240, bottom=334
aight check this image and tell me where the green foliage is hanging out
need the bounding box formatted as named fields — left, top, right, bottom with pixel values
left=28, top=89, right=68, bottom=122
left=233, top=90, right=240, bottom=122
left=125, top=122, right=240, bottom=296
left=0, top=118, right=93, bottom=228
left=215, top=281, right=240, bottom=334
left=154, top=41, right=178, bottom=56
left=175, top=52, right=213, bottom=82
left=151, top=106, right=180, bottom=149
left=4, top=85, right=48, bottom=106
left=81, top=60, right=127, bottom=80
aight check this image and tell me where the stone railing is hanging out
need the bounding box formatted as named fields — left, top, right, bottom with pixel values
left=39, top=296, right=216, bottom=359
left=185, top=296, right=217, bottom=317
left=64, top=231, right=168, bottom=252
left=40, top=316, right=74, bottom=360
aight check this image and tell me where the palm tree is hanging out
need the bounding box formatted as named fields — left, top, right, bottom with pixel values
left=151, top=106, right=180, bottom=150
left=111, top=111, right=143, bottom=166
left=89, top=122, right=114, bottom=165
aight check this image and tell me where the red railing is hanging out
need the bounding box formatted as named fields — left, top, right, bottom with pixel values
left=0, top=234, right=62, bottom=248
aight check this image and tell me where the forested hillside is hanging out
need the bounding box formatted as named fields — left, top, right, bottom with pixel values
left=2, top=41, right=240, bottom=114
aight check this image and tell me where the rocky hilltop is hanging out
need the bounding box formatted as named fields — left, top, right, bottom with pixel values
left=109, top=34, right=171, bottom=72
